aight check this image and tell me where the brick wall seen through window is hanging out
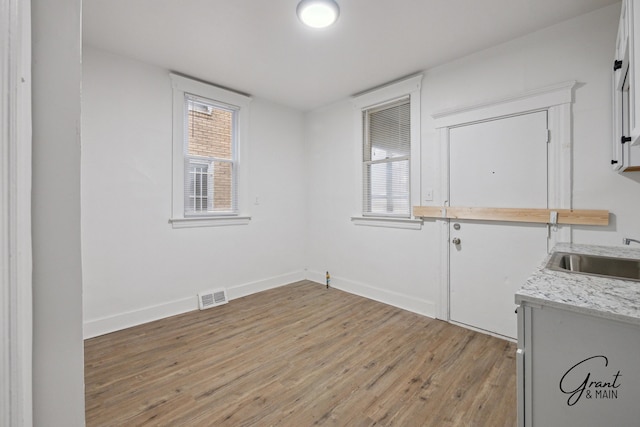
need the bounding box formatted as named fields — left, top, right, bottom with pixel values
left=186, top=104, right=234, bottom=212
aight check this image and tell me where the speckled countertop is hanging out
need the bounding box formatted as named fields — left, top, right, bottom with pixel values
left=515, top=243, right=640, bottom=326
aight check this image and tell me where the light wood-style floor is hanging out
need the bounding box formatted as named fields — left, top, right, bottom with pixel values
left=85, top=281, right=517, bottom=426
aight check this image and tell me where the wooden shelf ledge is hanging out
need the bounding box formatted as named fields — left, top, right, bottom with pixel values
left=412, top=206, right=609, bottom=226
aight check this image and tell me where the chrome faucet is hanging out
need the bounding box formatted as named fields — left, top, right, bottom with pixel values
left=623, top=237, right=640, bottom=245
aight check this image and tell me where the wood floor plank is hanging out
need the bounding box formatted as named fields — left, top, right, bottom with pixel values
left=85, top=281, right=517, bottom=426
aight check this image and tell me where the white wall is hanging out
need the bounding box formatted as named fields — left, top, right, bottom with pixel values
left=305, top=4, right=637, bottom=317
left=32, top=0, right=85, bottom=424
left=83, top=4, right=639, bottom=337
left=421, top=3, right=638, bottom=245
left=304, top=100, right=440, bottom=316
left=82, top=47, right=307, bottom=337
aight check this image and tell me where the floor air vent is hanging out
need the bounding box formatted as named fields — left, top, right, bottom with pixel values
left=198, top=288, right=228, bottom=310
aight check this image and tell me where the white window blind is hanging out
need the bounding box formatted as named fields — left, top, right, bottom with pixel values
left=183, top=95, right=238, bottom=216
left=363, top=97, right=411, bottom=217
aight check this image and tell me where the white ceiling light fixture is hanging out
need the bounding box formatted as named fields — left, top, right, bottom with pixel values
left=296, top=0, right=340, bottom=29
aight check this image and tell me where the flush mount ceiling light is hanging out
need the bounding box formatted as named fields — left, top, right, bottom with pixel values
left=297, top=0, right=340, bottom=29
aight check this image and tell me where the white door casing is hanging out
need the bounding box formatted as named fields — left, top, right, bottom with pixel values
left=432, top=81, right=576, bottom=330
left=1, top=0, right=33, bottom=425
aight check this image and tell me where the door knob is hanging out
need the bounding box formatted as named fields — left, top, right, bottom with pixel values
left=452, top=237, right=461, bottom=245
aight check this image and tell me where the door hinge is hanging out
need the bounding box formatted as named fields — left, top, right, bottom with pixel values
left=546, top=129, right=551, bottom=143
left=614, top=59, right=623, bottom=71
left=621, top=136, right=632, bottom=144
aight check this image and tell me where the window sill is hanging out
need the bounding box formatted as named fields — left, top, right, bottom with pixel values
left=350, top=216, right=423, bottom=230
left=169, top=216, right=251, bottom=229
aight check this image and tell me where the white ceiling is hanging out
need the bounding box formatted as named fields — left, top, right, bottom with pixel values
left=83, top=0, right=619, bottom=111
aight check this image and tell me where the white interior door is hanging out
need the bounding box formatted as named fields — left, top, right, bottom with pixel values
left=449, top=111, right=549, bottom=339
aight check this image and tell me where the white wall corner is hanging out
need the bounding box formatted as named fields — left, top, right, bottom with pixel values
left=306, top=270, right=437, bottom=319
left=225, top=271, right=306, bottom=300
left=84, top=270, right=307, bottom=339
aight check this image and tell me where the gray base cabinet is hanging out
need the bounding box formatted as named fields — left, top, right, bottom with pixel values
left=517, top=303, right=640, bottom=427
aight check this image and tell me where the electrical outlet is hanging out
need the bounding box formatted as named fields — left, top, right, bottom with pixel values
left=424, top=188, right=433, bottom=201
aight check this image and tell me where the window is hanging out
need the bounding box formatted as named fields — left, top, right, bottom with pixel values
left=363, top=97, right=411, bottom=217
left=170, top=74, right=252, bottom=228
left=351, top=75, right=423, bottom=229
left=184, top=96, right=235, bottom=215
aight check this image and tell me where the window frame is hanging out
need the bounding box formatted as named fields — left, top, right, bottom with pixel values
left=169, top=73, right=252, bottom=228
left=351, top=74, right=423, bottom=229
left=362, top=96, right=411, bottom=218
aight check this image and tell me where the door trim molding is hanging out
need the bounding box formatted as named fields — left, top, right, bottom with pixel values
left=432, top=80, right=576, bottom=128
left=433, top=81, right=576, bottom=321
left=1, top=0, right=33, bottom=424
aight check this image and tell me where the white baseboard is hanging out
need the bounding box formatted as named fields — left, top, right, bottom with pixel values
left=306, top=270, right=437, bottom=319
left=83, top=296, right=196, bottom=339
left=84, top=270, right=306, bottom=339
left=226, top=271, right=306, bottom=300
left=449, top=320, right=517, bottom=343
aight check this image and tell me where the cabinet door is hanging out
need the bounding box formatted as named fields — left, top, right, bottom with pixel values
left=631, top=0, right=640, bottom=144
left=523, top=305, right=640, bottom=427
left=612, top=64, right=628, bottom=171
left=615, top=0, right=630, bottom=89
left=613, top=63, right=640, bottom=171
left=613, top=0, right=640, bottom=170
left=613, top=1, right=631, bottom=170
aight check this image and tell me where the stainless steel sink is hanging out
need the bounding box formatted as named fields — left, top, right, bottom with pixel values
left=546, top=252, right=640, bottom=282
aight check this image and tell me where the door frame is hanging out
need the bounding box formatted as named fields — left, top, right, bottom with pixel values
left=432, top=81, right=576, bottom=321
left=1, top=0, right=33, bottom=424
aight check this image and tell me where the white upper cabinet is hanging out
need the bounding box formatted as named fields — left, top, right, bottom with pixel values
left=613, top=0, right=640, bottom=172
